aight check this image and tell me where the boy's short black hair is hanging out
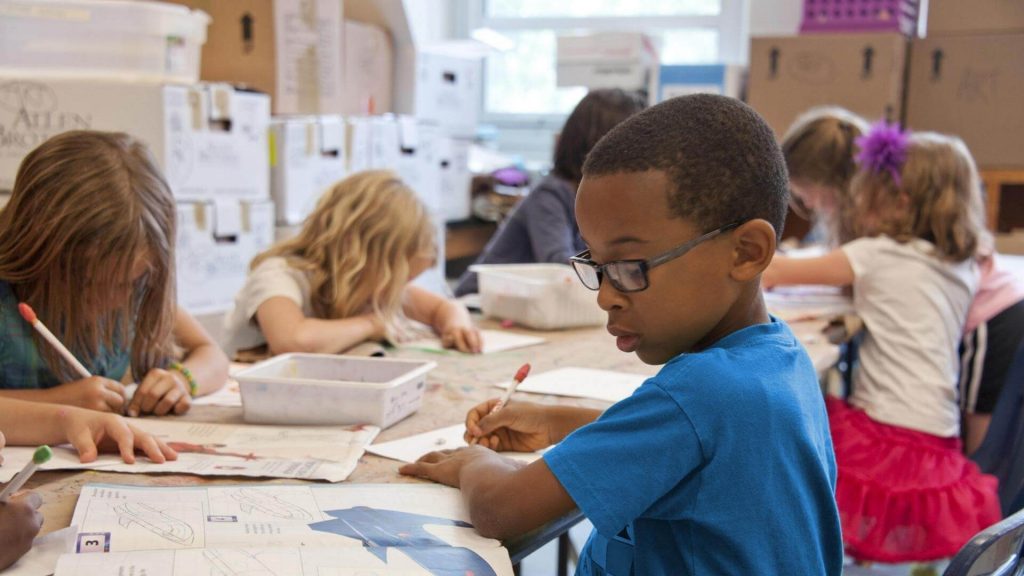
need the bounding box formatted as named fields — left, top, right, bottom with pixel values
left=582, top=94, right=789, bottom=239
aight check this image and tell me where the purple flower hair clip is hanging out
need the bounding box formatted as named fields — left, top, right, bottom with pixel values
left=855, top=120, right=910, bottom=186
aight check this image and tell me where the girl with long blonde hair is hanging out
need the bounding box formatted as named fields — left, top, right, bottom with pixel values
left=0, top=131, right=229, bottom=417
left=224, top=170, right=480, bottom=357
left=764, top=124, right=999, bottom=562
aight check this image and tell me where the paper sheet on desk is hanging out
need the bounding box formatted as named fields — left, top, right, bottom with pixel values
left=1, top=525, right=76, bottom=576
left=0, top=419, right=378, bottom=483
left=495, top=367, right=648, bottom=403
left=366, top=424, right=543, bottom=464
left=401, top=329, right=546, bottom=354
left=55, top=483, right=514, bottom=575
left=764, top=285, right=853, bottom=322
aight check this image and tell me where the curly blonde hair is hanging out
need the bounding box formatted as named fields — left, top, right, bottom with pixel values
left=851, top=132, right=985, bottom=262
left=252, top=170, right=435, bottom=326
left=0, top=131, right=176, bottom=381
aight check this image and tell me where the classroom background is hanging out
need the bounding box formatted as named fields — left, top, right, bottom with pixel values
left=1, top=0, right=1023, bottom=575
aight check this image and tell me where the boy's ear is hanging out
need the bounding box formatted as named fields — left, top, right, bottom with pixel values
left=729, top=219, right=776, bottom=281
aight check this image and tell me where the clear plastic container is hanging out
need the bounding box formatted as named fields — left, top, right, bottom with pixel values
left=471, top=263, right=606, bottom=330
left=234, top=354, right=437, bottom=429
left=0, top=0, right=210, bottom=82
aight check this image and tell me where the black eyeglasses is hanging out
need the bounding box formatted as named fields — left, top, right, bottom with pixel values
left=569, top=221, right=743, bottom=293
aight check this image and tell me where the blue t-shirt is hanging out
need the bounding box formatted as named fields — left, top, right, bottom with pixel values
left=544, top=318, right=842, bottom=576
left=0, top=281, right=131, bottom=389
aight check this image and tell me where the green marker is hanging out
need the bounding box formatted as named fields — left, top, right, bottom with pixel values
left=0, top=445, right=52, bottom=503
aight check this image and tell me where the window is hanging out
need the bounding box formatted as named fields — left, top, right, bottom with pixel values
left=469, top=0, right=748, bottom=118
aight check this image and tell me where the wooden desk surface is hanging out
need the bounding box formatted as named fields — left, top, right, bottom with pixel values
left=26, top=317, right=837, bottom=556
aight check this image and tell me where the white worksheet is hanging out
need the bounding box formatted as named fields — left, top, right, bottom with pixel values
left=495, top=367, right=648, bottom=403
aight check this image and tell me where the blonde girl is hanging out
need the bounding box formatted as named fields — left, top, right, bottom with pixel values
left=781, top=106, right=868, bottom=247
left=764, top=124, right=1000, bottom=562
left=224, top=170, right=481, bottom=357
left=0, top=131, right=229, bottom=417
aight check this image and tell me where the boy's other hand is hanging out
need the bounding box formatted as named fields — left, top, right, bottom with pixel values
left=465, top=400, right=554, bottom=452
left=58, top=407, right=178, bottom=464
left=0, top=491, right=43, bottom=570
left=128, top=368, right=192, bottom=417
left=399, top=445, right=504, bottom=487
left=48, top=376, right=126, bottom=413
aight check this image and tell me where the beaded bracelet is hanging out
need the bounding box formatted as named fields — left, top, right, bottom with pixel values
left=168, top=361, right=198, bottom=397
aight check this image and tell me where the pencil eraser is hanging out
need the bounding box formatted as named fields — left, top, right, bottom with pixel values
left=17, top=302, right=37, bottom=324
left=515, top=363, right=531, bottom=383
left=32, top=445, right=52, bottom=465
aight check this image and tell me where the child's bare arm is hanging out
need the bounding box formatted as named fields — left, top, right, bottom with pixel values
left=465, top=400, right=601, bottom=451
left=402, top=285, right=481, bottom=353
left=255, top=297, right=385, bottom=355
left=401, top=447, right=577, bottom=540
left=763, top=249, right=855, bottom=289
left=0, top=378, right=126, bottom=413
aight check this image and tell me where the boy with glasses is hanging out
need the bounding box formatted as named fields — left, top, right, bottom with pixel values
left=401, top=94, right=842, bottom=575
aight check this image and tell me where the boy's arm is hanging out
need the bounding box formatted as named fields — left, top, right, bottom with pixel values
left=255, top=297, right=385, bottom=355
left=401, top=447, right=577, bottom=540
left=763, top=249, right=855, bottom=289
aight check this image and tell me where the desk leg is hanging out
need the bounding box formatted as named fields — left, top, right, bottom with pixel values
left=558, top=532, right=571, bottom=576
left=513, top=563, right=521, bottom=575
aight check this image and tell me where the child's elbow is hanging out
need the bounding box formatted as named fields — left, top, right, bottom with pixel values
left=467, top=493, right=523, bottom=541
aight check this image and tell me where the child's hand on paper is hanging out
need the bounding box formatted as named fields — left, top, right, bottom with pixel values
left=127, top=368, right=192, bottom=417
left=440, top=324, right=483, bottom=354
left=399, top=445, right=515, bottom=487
left=56, top=407, right=177, bottom=464
left=464, top=400, right=554, bottom=452
left=0, top=491, right=42, bottom=570
left=44, top=376, right=127, bottom=413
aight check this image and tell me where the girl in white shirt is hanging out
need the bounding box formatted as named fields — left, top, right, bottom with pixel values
left=764, top=124, right=1000, bottom=563
left=224, top=170, right=481, bottom=359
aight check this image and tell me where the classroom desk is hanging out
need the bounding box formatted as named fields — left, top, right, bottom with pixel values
left=24, top=317, right=839, bottom=567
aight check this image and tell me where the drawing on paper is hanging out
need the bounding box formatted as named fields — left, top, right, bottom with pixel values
left=203, top=548, right=278, bottom=576
left=167, top=442, right=260, bottom=461
left=309, top=507, right=497, bottom=576
left=114, top=502, right=195, bottom=545
left=230, top=488, right=314, bottom=521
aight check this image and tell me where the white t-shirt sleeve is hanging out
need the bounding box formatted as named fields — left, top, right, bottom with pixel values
left=240, top=257, right=308, bottom=321
left=840, top=237, right=881, bottom=279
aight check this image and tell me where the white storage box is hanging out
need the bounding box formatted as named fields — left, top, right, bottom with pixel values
left=0, top=79, right=270, bottom=199
left=471, top=264, right=605, bottom=330
left=234, top=354, right=437, bottom=429
left=0, top=0, right=209, bottom=83
left=270, top=116, right=347, bottom=225
left=556, top=32, right=658, bottom=92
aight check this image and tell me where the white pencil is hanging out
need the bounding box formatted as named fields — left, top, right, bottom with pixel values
left=18, top=303, right=91, bottom=379
left=491, top=363, right=532, bottom=414
left=0, top=446, right=52, bottom=503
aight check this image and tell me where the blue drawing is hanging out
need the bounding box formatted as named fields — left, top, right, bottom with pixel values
left=309, top=507, right=497, bottom=576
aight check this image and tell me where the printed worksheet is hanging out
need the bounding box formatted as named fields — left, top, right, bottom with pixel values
left=495, top=367, right=648, bottom=403
left=59, top=483, right=513, bottom=576
left=0, top=419, right=379, bottom=483
left=763, top=285, right=853, bottom=322
left=401, top=330, right=546, bottom=354
left=366, top=424, right=543, bottom=464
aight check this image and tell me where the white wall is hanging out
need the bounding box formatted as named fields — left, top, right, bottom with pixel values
left=750, top=0, right=802, bottom=37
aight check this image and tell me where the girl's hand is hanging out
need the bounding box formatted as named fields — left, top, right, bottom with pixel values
left=0, top=491, right=42, bottom=571
left=127, top=368, right=191, bottom=417
left=57, top=407, right=177, bottom=464
left=440, top=324, right=482, bottom=354
left=464, top=399, right=555, bottom=452
left=47, top=377, right=127, bottom=413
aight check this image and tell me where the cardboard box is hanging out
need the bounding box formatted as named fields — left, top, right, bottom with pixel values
left=906, top=33, right=1024, bottom=169
left=342, top=20, right=393, bottom=115
left=556, top=32, right=658, bottom=93
left=995, top=231, right=1024, bottom=256
left=176, top=199, right=274, bottom=314
left=270, top=116, right=347, bottom=225
left=655, top=64, right=745, bottom=102
left=927, top=0, right=1024, bottom=35
left=165, top=0, right=343, bottom=115
left=0, top=79, right=270, bottom=199
left=747, top=34, right=908, bottom=137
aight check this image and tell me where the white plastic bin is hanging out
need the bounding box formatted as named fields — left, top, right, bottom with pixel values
left=471, top=263, right=606, bottom=330
left=0, top=0, right=210, bottom=82
left=234, top=354, right=436, bottom=429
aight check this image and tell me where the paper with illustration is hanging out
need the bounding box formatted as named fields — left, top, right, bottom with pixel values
left=366, top=424, right=544, bottom=464
left=0, top=419, right=378, bottom=483
left=58, top=483, right=513, bottom=575
left=401, top=329, right=546, bottom=354
left=495, top=366, right=648, bottom=403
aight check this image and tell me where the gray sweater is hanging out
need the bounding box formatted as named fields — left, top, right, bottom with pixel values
left=455, top=174, right=584, bottom=296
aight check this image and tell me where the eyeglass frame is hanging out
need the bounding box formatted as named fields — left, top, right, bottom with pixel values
left=569, top=221, right=744, bottom=293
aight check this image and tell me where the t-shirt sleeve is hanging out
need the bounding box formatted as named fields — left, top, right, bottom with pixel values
left=543, top=382, right=704, bottom=537
left=240, top=259, right=307, bottom=322
left=840, top=237, right=880, bottom=278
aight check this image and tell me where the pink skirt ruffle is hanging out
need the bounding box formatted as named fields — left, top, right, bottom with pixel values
left=826, top=397, right=1001, bottom=562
